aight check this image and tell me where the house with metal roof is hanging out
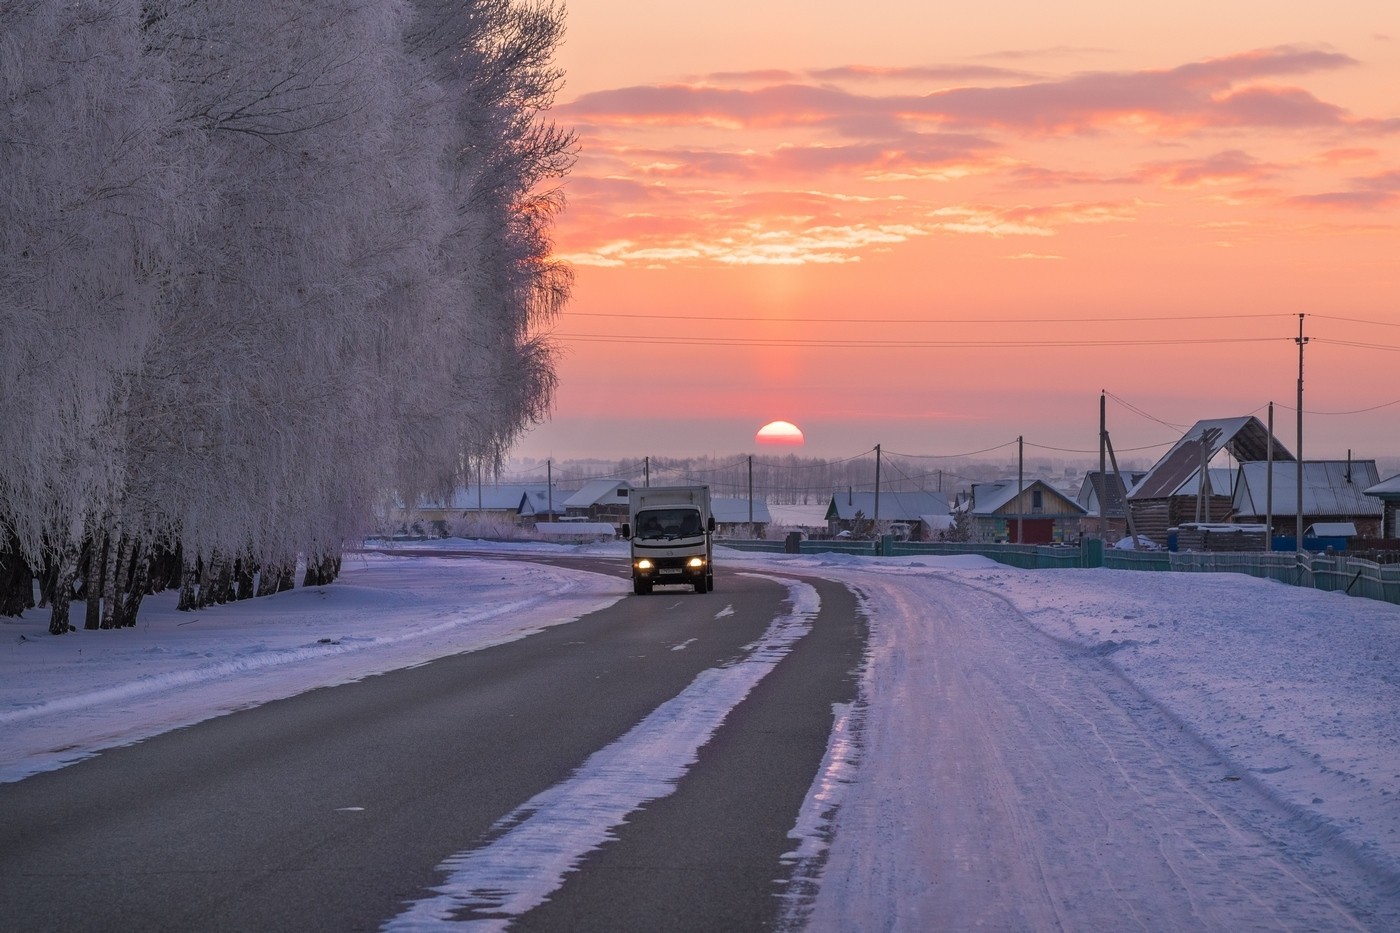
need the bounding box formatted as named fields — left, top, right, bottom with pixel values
left=406, top=484, right=563, bottom=531
left=962, top=478, right=1086, bottom=544
left=712, top=498, right=772, bottom=537
left=1076, top=470, right=1147, bottom=539
left=1234, top=460, right=1383, bottom=538
left=1364, top=474, right=1400, bottom=538
left=563, top=480, right=633, bottom=523
left=825, top=490, right=949, bottom=539
left=1127, top=416, right=1294, bottom=541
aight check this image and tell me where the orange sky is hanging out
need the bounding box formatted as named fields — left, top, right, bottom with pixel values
left=515, top=1, right=1400, bottom=464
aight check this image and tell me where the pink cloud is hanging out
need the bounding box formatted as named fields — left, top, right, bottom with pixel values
left=1134, top=150, right=1277, bottom=188
left=1290, top=169, right=1400, bottom=210
left=561, top=46, right=1366, bottom=137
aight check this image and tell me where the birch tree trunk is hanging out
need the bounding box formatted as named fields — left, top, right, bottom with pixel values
left=47, top=544, right=80, bottom=635
left=119, top=544, right=148, bottom=627
left=101, top=532, right=131, bottom=629
left=84, top=532, right=107, bottom=630
left=177, top=553, right=198, bottom=611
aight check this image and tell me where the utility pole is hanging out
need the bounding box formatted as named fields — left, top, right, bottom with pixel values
left=1104, top=431, right=1139, bottom=548
left=1017, top=435, right=1024, bottom=545
left=1296, top=314, right=1308, bottom=552
left=747, top=455, right=753, bottom=526
left=873, top=444, right=882, bottom=527
left=1099, top=391, right=1108, bottom=540
left=1265, top=404, right=1273, bottom=548
left=547, top=459, right=553, bottom=519
left=645, top=456, right=650, bottom=488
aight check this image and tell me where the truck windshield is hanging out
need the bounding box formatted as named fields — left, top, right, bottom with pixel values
left=636, top=508, right=703, bottom=539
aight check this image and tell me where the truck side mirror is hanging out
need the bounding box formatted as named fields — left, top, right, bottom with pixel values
left=620, top=523, right=631, bottom=539
left=707, top=516, right=716, bottom=532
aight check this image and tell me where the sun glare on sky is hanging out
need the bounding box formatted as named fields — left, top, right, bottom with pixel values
left=518, top=1, right=1400, bottom=462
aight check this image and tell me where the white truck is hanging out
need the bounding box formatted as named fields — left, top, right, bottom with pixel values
left=620, top=485, right=715, bottom=595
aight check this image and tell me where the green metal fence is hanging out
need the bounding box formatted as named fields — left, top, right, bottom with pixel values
left=716, top=537, right=1400, bottom=607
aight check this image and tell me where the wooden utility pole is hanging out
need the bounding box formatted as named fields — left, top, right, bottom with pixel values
left=873, top=445, right=882, bottom=527
left=1104, top=431, right=1139, bottom=548
left=1017, top=435, right=1024, bottom=544
left=1265, top=405, right=1273, bottom=548
left=1099, top=392, right=1108, bottom=540
left=1296, top=314, right=1308, bottom=551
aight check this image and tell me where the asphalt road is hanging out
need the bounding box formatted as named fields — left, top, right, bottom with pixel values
left=0, top=556, right=866, bottom=932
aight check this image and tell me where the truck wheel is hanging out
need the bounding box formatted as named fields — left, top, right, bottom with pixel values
left=633, top=578, right=652, bottom=595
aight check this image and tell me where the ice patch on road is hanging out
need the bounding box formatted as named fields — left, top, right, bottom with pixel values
left=383, top=575, right=820, bottom=931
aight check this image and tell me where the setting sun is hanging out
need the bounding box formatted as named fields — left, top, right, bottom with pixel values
left=756, top=420, right=805, bottom=447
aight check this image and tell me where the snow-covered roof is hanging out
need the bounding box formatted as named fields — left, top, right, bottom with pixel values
left=1365, top=474, right=1400, bottom=499
left=1306, top=522, right=1357, bottom=537
left=519, top=487, right=573, bottom=517
left=712, top=498, right=772, bottom=524
left=563, top=479, right=632, bottom=509
left=1130, top=416, right=1293, bottom=502
left=826, top=490, right=950, bottom=521
left=968, top=479, right=1086, bottom=516
left=1233, top=461, right=1382, bottom=518
left=419, top=484, right=540, bottom=512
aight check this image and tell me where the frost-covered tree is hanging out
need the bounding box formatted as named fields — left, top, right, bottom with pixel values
left=0, top=0, right=195, bottom=632
left=1, top=0, right=573, bottom=633
left=394, top=0, right=573, bottom=498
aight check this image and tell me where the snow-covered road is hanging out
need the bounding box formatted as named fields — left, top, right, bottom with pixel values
left=3, top=540, right=1399, bottom=929
left=799, top=565, right=1399, bottom=930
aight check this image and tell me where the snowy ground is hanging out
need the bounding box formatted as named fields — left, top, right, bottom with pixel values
left=3, top=538, right=1398, bottom=925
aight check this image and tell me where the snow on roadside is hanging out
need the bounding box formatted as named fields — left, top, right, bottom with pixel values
left=723, top=548, right=1400, bottom=886
left=4, top=537, right=1399, bottom=892
left=0, top=549, right=626, bottom=783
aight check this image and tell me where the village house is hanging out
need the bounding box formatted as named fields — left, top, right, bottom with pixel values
left=1364, top=474, right=1400, bottom=539
left=1127, top=416, right=1293, bottom=542
left=563, top=479, right=633, bottom=524
left=712, top=498, right=772, bottom=538
left=962, top=478, right=1086, bottom=544
left=405, top=484, right=561, bottom=532
left=825, top=490, right=949, bottom=539
left=1233, top=459, right=1384, bottom=539
left=1076, top=470, right=1147, bottom=540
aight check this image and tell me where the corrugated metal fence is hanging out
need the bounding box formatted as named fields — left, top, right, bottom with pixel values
left=718, top=538, right=1400, bottom=607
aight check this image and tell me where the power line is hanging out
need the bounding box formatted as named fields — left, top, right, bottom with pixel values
left=1311, top=313, right=1400, bottom=329
left=1314, top=337, right=1400, bottom=353
left=568, top=311, right=1292, bottom=326
left=555, top=333, right=1286, bottom=350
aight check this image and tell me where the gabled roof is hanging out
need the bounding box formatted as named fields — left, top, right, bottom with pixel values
left=420, top=485, right=537, bottom=512
left=826, top=490, right=950, bottom=522
left=1129, top=416, right=1294, bottom=502
left=968, top=479, right=1086, bottom=516
left=1365, top=474, right=1400, bottom=499
left=712, top=498, right=773, bottom=524
left=563, top=479, right=633, bottom=509
left=1234, top=460, right=1383, bottom=517
left=520, top=487, right=574, bottom=516
left=1077, top=471, right=1147, bottom=517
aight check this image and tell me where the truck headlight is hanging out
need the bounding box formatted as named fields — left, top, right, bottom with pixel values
left=636, top=559, right=653, bottom=571
left=687, top=557, right=705, bottom=569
